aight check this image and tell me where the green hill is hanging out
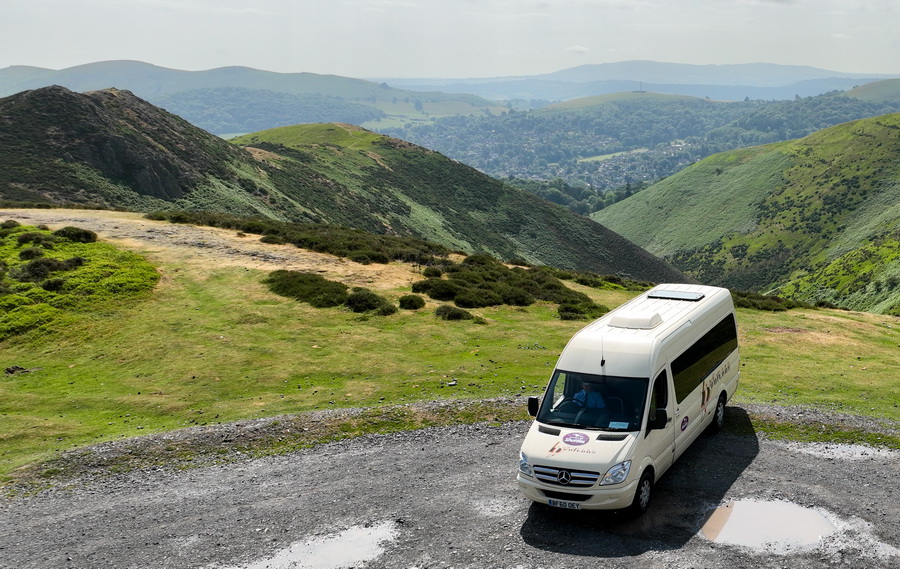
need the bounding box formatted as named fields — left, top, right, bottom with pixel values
left=592, top=112, right=900, bottom=313
left=847, top=78, right=900, bottom=103
left=0, top=86, right=683, bottom=282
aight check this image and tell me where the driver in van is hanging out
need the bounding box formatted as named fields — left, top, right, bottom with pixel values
left=574, top=381, right=606, bottom=409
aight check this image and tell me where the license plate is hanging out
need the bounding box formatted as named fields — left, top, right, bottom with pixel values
left=548, top=499, right=581, bottom=510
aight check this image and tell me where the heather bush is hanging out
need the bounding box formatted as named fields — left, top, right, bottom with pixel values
left=346, top=288, right=396, bottom=315
left=435, top=305, right=474, bottom=321
left=53, top=226, right=97, bottom=243
left=16, top=232, right=56, bottom=249
left=398, top=294, right=425, bottom=310
left=262, top=270, right=348, bottom=308
left=18, top=247, right=45, bottom=261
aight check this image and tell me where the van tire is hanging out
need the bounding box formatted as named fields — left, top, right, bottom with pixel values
left=628, top=470, right=654, bottom=516
left=707, top=393, right=727, bottom=434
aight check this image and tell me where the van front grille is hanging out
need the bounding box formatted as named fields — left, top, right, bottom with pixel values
left=533, top=465, right=599, bottom=487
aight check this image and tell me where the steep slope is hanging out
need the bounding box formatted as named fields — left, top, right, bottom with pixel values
left=592, top=113, right=900, bottom=312
left=230, top=124, right=685, bottom=281
left=0, top=86, right=684, bottom=282
left=0, top=85, right=318, bottom=220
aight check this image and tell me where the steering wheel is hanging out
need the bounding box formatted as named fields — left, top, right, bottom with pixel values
left=554, top=397, right=582, bottom=414
left=575, top=406, right=610, bottom=427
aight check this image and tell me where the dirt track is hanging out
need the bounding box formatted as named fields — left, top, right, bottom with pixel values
left=0, top=208, right=423, bottom=290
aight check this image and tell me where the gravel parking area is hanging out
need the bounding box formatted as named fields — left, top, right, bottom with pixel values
left=1, top=406, right=898, bottom=569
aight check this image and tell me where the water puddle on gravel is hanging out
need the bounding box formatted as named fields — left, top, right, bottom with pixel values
left=700, top=499, right=836, bottom=553
left=223, top=521, right=398, bottom=569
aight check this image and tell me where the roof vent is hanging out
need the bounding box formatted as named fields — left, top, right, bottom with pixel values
left=648, top=290, right=705, bottom=302
left=610, top=311, right=662, bottom=329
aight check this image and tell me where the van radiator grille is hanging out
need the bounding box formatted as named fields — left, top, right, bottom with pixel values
left=533, top=465, right=600, bottom=487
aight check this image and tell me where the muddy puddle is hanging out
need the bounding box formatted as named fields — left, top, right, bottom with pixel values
left=701, top=499, right=836, bottom=553
left=220, top=521, right=398, bottom=569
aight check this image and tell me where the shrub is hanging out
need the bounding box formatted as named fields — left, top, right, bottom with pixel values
left=422, top=266, right=443, bottom=278
left=19, top=247, right=45, bottom=261
left=455, top=289, right=503, bottom=308
left=558, top=302, right=610, bottom=320
left=435, top=305, right=474, bottom=321
left=42, top=278, right=66, bottom=292
left=259, top=234, right=287, bottom=245
left=346, top=289, right=396, bottom=315
left=262, top=270, right=348, bottom=307
left=399, top=294, right=426, bottom=310
left=53, top=226, right=97, bottom=243
left=495, top=283, right=535, bottom=306
left=1, top=220, right=21, bottom=229
left=348, top=251, right=390, bottom=265
left=16, top=232, right=56, bottom=249
left=731, top=290, right=813, bottom=311
left=11, top=257, right=86, bottom=282
left=558, top=303, right=587, bottom=320
left=412, top=278, right=460, bottom=301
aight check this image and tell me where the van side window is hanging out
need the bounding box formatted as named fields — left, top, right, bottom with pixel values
left=650, top=371, right=668, bottom=411
left=671, top=313, right=738, bottom=403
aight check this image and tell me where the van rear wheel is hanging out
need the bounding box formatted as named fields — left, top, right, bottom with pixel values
left=707, top=393, right=727, bottom=434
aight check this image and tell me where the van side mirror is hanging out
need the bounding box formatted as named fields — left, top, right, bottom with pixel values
left=649, top=409, right=668, bottom=430
left=527, top=396, right=540, bottom=417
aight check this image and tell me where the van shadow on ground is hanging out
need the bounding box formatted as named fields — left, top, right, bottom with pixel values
left=519, top=406, right=758, bottom=558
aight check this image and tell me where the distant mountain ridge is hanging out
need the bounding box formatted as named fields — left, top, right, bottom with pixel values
left=0, top=60, right=507, bottom=134
left=378, top=60, right=900, bottom=102
left=0, top=85, right=684, bottom=282
left=592, top=112, right=900, bottom=313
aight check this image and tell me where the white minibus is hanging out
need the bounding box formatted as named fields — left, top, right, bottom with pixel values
left=517, top=283, right=739, bottom=514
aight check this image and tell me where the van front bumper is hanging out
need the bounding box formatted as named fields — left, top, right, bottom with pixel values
left=517, top=473, right=637, bottom=510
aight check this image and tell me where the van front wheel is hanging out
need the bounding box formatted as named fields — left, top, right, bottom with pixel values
left=629, top=470, right=653, bottom=516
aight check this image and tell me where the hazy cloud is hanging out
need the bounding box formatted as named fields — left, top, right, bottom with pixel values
left=1, top=0, right=897, bottom=77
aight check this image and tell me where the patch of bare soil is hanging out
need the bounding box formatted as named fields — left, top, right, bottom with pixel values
left=0, top=208, right=423, bottom=290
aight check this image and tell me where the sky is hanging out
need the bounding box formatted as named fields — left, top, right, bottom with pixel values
left=2, top=0, right=899, bottom=78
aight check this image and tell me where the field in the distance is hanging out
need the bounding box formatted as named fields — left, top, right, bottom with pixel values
left=1, top=209, right=899, bottom=484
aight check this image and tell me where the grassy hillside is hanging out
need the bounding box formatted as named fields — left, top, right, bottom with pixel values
left=228, top=123, right=686, bottom=281
left=593, top=113, right=900, bottom=312
left=847, top=78, right=900, bottom=103
left=1, top=215, right=898, bottom=485
left=0, top=86, right=683, bottom=282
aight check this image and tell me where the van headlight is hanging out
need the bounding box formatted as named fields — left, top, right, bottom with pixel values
left=518, top=452, right=533, bottom=477
left=600, top=460, right=631, bottom=486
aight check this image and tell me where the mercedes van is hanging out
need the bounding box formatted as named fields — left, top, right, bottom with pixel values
left=517, top=284, right=739, bottom=514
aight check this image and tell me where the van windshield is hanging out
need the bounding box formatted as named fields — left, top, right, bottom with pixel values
left=536, top=370, right=649, bottom=431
